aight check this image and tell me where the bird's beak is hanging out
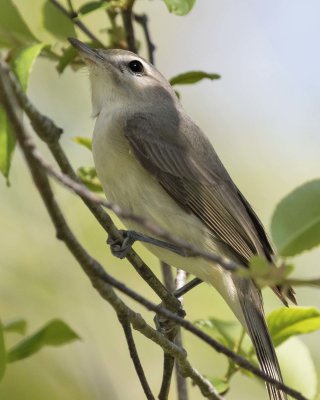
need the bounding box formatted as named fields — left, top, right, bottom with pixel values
left=68, top=37, right=104, bottom=64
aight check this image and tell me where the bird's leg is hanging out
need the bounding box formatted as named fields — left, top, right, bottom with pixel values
left=107, top=229, right=189, bottom=259
left=173, top=277, right=203, bottom=298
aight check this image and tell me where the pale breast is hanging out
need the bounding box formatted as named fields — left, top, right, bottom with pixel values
left=92, top=110, right=216, bottom=252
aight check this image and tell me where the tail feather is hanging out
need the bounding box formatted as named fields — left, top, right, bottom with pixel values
left=235, top=276, right=287, bottom=400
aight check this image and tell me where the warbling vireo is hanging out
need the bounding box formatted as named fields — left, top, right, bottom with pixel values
left=69, top=38, right=295, bottom=400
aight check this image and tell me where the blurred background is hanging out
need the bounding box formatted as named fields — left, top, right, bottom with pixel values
left=0, top=0, right=319, bottom=399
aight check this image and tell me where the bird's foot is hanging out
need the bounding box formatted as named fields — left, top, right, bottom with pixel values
left=107, top=230, right=138, bottom=259
left=107, top=229, right=190, bottom=259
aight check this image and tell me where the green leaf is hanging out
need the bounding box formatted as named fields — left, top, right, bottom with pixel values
left=271, top=179, right=320, bottom=256
left=170, top=71, right=220, bottom=86
left=7, top=319, right=80, bottom=363
left=42, top=1, right=76, bottom=40
left=208, top=377, right=229, bottom=395
left=267, top=306, right=320, bottom=347
left=3, top=319, right=27, bottom=335
left=78, top=1, right=107, bottom=16
left=12, top=43, right=45, bottom=91
left=77, top=166, right=102, bottom=192
left=0, top=0, right=37, bottom=48
left=163, top=0, right=196, bottom=16
left=0, top=109, right=16, bottom=181
left=73, top=136, right=92, bottom=151
left=0, top=43, right=45, bottom=181
left=0, top=322, right=6, bottom=381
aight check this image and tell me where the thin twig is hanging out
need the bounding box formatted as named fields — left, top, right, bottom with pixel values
left=159, top=262, right=177, bottom=400
left=121, top=2, right=137, bottom=53
left=175, top=330, right=189, bottom=400
left=66, top=0, right=76, bottom=16
left=134, top=13, right=156, bottom=64
left=175, top=270, right=189, bottom=400
left=49, top=0, right=104, bottom=46
left=119, top=317, right=155, bottom=400
left=159, top=352, right=175, bottom=400
left=174, top=278, right=203, bottom=298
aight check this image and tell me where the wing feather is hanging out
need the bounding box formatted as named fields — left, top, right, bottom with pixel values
left=124, top=113, right=295, bottom=303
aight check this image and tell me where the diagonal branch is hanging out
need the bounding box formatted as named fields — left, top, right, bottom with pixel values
left=119, top=317, right=155, bottom=399
left=174, top=270, right=189, bottom=400
left=159, top=263, right=177, bottom=400
left=49, top=0, right=104, bottom=46
left=159, top=265, right=189, bottom=400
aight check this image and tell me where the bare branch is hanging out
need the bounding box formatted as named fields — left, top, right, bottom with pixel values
left=159, top=262, right=178, bottom=400
left=134, top=13, right=156, bottom=64
left=174, top=278, right=203, bottom=298
left=49, top=0, right=104, bottom=46
left=174, top=269, right=189, bottom=400
left=121, top=2, right=137, bottom=53
left=119, top=317, right=155, bottom=399
left=159, top=352, right=175, bottom=400
left=175, top=329, right=189, bottom=400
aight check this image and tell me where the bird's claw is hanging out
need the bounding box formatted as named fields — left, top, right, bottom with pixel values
left=107, top=230, right=136, bottom=259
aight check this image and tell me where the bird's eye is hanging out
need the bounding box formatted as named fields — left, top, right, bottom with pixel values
left=128, top=60, right=144, bottom=74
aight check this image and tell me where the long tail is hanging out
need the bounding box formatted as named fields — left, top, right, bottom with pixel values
left=235, top=276, right=287, bottom=400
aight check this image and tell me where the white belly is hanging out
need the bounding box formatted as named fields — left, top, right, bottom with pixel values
left=92, top=112, right=245, bottom=325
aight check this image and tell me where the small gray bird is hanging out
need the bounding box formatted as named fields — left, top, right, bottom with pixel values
left=69, top=38, right=295, bottom=400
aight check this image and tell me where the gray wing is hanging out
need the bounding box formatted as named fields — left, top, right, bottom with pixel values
left=124, top=113, right=274, bottom=266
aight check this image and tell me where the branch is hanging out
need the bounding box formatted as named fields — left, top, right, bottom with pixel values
left=134, top=13, right=156, bottom=64
left=121, top=1, right=137, bottom=53
left=119, top=317, right=155, bottom=399
left=159, top=263, right=178, bottom=400
left=159, top=266, right=189, bottom=400
left=49, top=0, right=104, bottom=46
left=174, top=278, right=203, bottom=298
left=174, top=270, right=189, bottom=400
